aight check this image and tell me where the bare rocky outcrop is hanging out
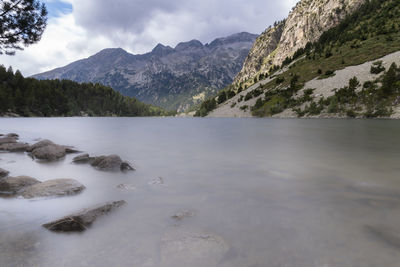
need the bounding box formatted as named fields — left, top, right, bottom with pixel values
left=235, top=0, right=365, bottom=85
left=73, top=154, right=135, bottom=172
left=42, top=200, right=126, bottom=232
left=20, top=178, right=86, bottom=199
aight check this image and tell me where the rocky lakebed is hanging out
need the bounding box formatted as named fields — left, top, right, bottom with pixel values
left=0, top=130, right=231, bottom=266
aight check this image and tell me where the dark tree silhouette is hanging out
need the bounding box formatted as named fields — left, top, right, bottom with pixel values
left=0, top=0, right=47, bottom=55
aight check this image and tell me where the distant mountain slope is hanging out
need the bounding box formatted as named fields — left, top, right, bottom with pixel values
left=33, top=32, right=257, bottom=112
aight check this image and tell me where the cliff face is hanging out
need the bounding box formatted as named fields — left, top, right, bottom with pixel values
left=235, top=0, right=365, bottom=85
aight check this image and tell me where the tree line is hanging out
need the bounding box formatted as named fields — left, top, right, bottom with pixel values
left=0, top=66, right=173, bottom=117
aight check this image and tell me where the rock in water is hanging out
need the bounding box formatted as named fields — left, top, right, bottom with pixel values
left=30, top=144, right=66, bottom=161
left=72, top=153, right=91, bottom=163
left=43, top=200, right=126, bottom=232
left=90, top=155, right=123, bottom=171
left=0, top=142, right=30, bottom=152
left=20, top=179, right=85, bottom=199
left=28, top=139, right=80, bottom=161
left=0, top=168, right=9, bottom=178
left=73, top=154, right=135, bottom=172
left=0, top=136, right=18, bottom=145
left=0, top=176, right=41, bottom=194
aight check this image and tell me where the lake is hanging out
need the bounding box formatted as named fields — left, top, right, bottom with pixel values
left=1, top=117, right=400, bottom=267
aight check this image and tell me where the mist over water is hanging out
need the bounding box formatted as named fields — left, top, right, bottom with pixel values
left=1, top=118, right=400, bottom=266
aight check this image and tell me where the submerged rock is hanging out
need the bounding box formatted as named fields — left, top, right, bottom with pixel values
left=43, top=200, right=126, bottom=232
left=28, top=139, right=80, bottom=161
left=0, top=167, right=9, bottom=178
left=161, top=229, right=229, bottom=266
left=73, top=154, right=135, bottom=172
left=0, top=176, right=41, bottom=194
left=171, top=210, right=195, bottom=221
left=20, top=178, right=85, bottom=199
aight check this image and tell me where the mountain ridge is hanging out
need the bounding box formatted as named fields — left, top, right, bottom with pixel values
left=33, top=32, right=257, bottom=111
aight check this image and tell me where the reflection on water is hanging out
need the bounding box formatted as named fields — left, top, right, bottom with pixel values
left=1, top=118, right=400, bottom=266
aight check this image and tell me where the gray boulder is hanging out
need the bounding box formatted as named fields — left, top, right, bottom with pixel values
left=26, top=139, right=54, bottom=152
left=30, top=144, right=66, bottom=161
left=90, top=155, right=123, bottom=171
left=28, top=139, right=80, bottom=161
left=0, top=168, right=9, bottom=178
left=0, top=176, right=41, bottom=194
left=43, top=200, right=126, bottom=232
left=20, top=178, right=85, bottom=199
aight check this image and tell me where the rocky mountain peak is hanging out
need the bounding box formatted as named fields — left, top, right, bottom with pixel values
left=175, top=40, right=204, bottom=51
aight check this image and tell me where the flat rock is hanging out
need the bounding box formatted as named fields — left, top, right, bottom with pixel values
left=74, top=154, right=135, bottom=172
left=20, top=178, right=86, bottom=199
left=72, top=153, right=91, bottom=163
left=0, top=142, right=30, bottom=152
left=0, top=167, right=9, bottom=178
left=43, top=200, right=126, bottom=232
left=0, top=176, right=41, bottom=194
left=161, top=229, right=229, bottom=266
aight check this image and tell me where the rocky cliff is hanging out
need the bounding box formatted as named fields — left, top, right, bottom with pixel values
left=33, top=32, right=257, bottom=112
left=234, top=0, right=365, bottom=85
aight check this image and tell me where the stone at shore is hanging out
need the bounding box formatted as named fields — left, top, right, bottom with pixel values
left=0, top=176, right=41, bottom=194
left=0, top=167, right=9, bottom=178
left=43, top=200, right=126, bottom=232
left=20, top=178, right=86, bottom=199
left=28, top=139, right=80, bottom=161
left=73, top=154, right=135, bottom=172
left=0, top=136, right=18, bottom=144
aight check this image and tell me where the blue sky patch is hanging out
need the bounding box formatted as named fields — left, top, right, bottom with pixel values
left=44, top=0, right=73, bottom=17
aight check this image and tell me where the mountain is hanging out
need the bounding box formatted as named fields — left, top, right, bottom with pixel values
left=33, top=32, right=257, bottom=112
left=196, top=0, right=400, bottom=119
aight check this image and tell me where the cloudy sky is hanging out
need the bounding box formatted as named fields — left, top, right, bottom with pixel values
left=0, top=0, right=299, bottom=76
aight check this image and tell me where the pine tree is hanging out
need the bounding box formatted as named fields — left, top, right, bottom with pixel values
left=0, top=0, right=47, bottom=55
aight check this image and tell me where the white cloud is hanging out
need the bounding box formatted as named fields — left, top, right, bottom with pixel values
left=0, top=0, right=300, bottom=76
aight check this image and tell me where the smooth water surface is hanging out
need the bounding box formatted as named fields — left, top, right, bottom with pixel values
left=1, top=118, right=400, bottom=267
